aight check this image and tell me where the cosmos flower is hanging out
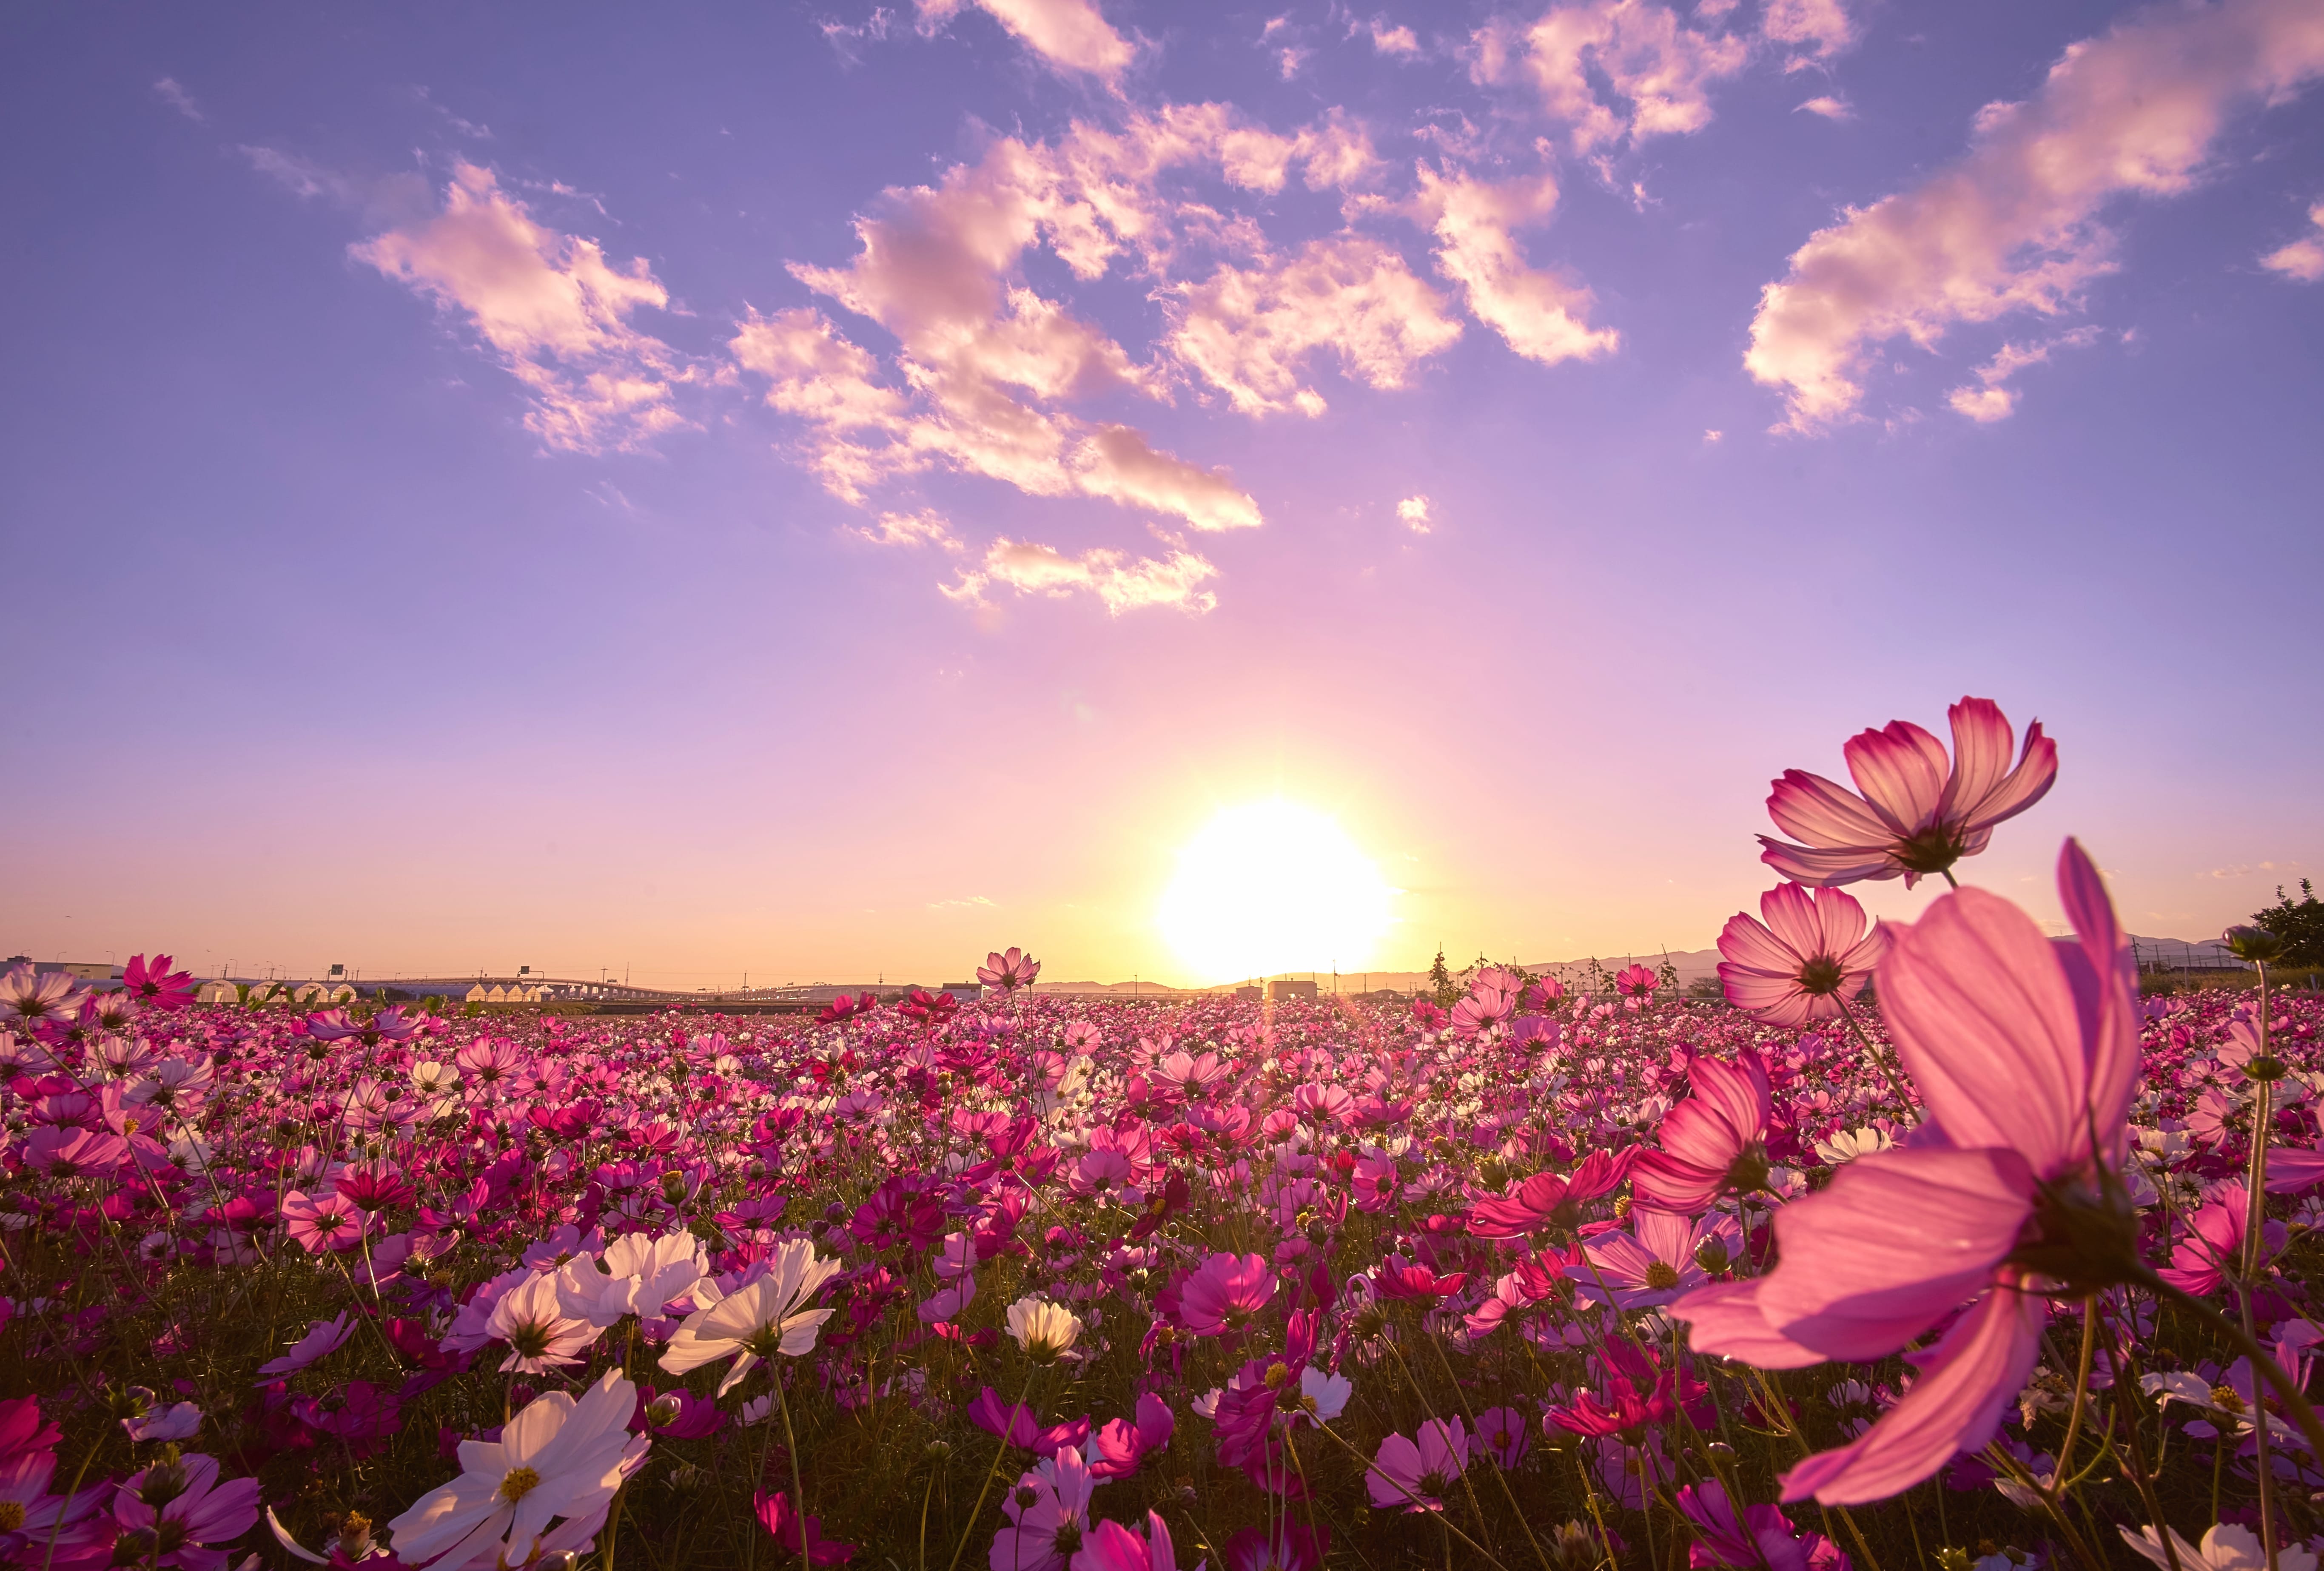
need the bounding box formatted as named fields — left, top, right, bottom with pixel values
left=1005, top=1296, right=1085, bottom=1363
left=1717, top=883, right=1888, bottom=1027
left=660, top=1239, right=840, bottom=1395
left=1676, top=840, right=2139, bottom=1505
left=978, top=948, right=1042, bottom=992
left=0, top=968, right=89, bottom=1030
left=988, top=1447, right=1093, bottom=1571
left=2121, top=1522, right=2313, bottom=1571
left=1675, top=1479, right=1847, bottom=1571
left=1630, top=1053, right=1775, bottom=1213
left=385, top=1369, right=647, bottom=1571
left=1178, top=1253, right=1276, bottom=1336
left=484, top=1271, right=597, bottom=1374
left=1758, top=697, right=2056, bottom=889
left=1366, top=1417, right=1468, bottom=1513
left=122, top=954, right=195, bottom=1010
left=112, top=1452, right=259, bottom=1571
left=255, top=1314, right=355, bottom=1381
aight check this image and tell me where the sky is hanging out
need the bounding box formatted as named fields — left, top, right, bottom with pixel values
left=4, top=0, right=2321, bottom=990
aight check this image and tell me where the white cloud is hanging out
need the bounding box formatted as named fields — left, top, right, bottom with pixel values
left=1397, top=495, right=1433, bottom=532
left=1746, top=0, right=2324, bottom=431
left=1944, top=327, right=2101, bottom=423
left=1167, top=236, right=1464, bottom=416
left=1472, top=0, right=1750, bottom=154
left=1796, top=95, right=1852, bottom=120
left=1703, top=427, right=1723, bottom=441
left=917, top=0, right=1136, bottom=82
left=1370, top=20, right=1421, bottom=55
left=2261, top=200, right=2324, bottom=281
left=353, top=163, right=695, bottom=455
left=943, top=538, right=1221, bottom=614
left=1761, top=0, right=1854, bottom=66
left=737, top=105, right=1396, bottom=533
left=852, top=509, right=964, bottom=550
left=1414, top=167, right=1619, bottom=365
left=153, top=77, right=204, bottom=123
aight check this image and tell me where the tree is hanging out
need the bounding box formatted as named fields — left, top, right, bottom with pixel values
left=2255, top=879, right=2324, bottom=968
left=1429, top=948, right=1460, bottom=1008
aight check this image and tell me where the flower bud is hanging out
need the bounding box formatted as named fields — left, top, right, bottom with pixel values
left=2226, top=925, right=2288, bottom=964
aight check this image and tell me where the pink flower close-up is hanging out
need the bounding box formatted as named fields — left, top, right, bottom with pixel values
left=1758, top=697, right=2057, bottom=889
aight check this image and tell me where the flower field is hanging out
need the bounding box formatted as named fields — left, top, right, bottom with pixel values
left=7, top=699, right=2324, bottom=1571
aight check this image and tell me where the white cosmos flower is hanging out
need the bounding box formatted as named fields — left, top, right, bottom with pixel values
left=483, top=1271, right=596, bottom=1374
left=1005, top=1296, right=1083, bottom=1363
left=658, top=1238, right=839, bottom=1396
left=385, top=1368, right=647, bottom=1570
left=1299, top=1367, right=1352, bottom=1422
left=556, top=1230, right=707, bottom=1330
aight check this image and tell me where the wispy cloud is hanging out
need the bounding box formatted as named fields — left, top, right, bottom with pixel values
left=915, top=0, right=1136, bottom=84
left=850, top=509, right=964, bottom=550
left=2261, top=200, right=2324, bottom=282
left=1415, top=167, right=1617, bottom=366
left=152, top=77, right=204, bottom=123
left=943, top=538, right=1221, bottom=615
left=1397, top=495, right=1433, bottom=533
left=353, top=163, right=696, bottom=455
left=1747, top=0, right=2324, bottom=431
left=1945, top=326, right=2102, bottom=424
left=1471, top=0, right=1750, bottom=155
left=1795, top=94, right=1852, bottom=120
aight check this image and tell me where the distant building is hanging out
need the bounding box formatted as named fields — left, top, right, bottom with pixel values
left=1266, top=979, right=1319, bottom=1001
left=1233, top=985, right=1263, bottom=1001
left=37, top=961, right=123, bottom=983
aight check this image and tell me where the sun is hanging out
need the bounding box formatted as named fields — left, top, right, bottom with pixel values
left=1158, top=800, right=1395, bottom=983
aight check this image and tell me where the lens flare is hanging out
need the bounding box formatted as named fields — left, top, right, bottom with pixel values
left=1158, top=800, right=1394, bottom=982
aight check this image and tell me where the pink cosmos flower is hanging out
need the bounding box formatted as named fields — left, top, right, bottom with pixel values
left=1676, top=839, right=2139, bottom=1505
left=281, top=1189, right=369, bottom=1254
left=1614, top=965, right=1657, bottom=1009
left=977, top=947, right=1042, bottom=992
left=1473, top=1406, right=1531, bottom=1469
left=1717, top=884, right=1889, bottom=1027
left=989, top=1448, right=1094, bottom=1571
left=23, top=1126, right=128, bottom=1179
left=1630, top=1052, right=1774, bottom=1213
left=1676, top=1480, right=1849, bottom=1571
left=1366, top=1417, right=1468, bottom=1512
left=1759, top=696, right=2057, bottom=889
left=1221, top=1524, right=1327, bottom=1571
left=1466, top=1150, right=1634, bottom=1238
left=2155, top=1181, right=2282, bottom=1297
left=113, top=1452, right=259, bottom=1571
left=1449, top=981, right=1515, bottom=1039
left=1178, top=1253, right=1276, bottom=1336
left=1072, top=1512, right=1180, bottom=1571
left=756, top=1491, right=854, bottom=1566
left=0, top=967, right=88, bottom=1029
left=122, top=954, right=195, bottom=1010
left=1349, top=1151, right=1399, bottom=1212
left=1090, top=1395, right=1173, bottom=1480
left=256, top=1313, right=355, bottom=1380
left=1568, top=1209, right=1742, bottom=1309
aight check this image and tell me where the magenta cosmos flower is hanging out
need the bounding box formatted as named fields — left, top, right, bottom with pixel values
left=1630, top=1053, right=1773, bottom=1213
left=1758, top=697, right=2056, bottom=889
left=977, top=947, right=1041, bottom=991
left=1178, top=1252, right=1276, bottom=1336
left=113, top=1453, right=260, bottom=1571
left=1717, top=883, right=1888, bottom=1027
left=1675, top=839, right=2139, bottom=1505
left=1367, top=1418, right=1469, bottom=1513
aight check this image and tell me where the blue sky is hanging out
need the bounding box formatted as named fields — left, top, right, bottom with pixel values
left=3, top=0, right=2320, bottom=987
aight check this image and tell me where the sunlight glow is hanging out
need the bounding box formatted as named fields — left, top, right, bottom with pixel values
left=1158, top=800, right=1394, bottom=983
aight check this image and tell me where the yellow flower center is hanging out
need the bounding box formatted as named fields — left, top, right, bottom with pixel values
left=0, top=1501, right=26, bottom=1531
left=1644, top=1261, right=1681, bottom=1290
left=498, top=1467, right=542, bottom=1504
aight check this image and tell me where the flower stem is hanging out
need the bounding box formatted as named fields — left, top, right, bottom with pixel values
left=773, top=1369, right=812, bottom=1571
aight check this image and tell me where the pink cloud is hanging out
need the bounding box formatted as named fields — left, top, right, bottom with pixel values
left=1761, top=0, right=1854, bottom=67
left=1944, top=327, right=2102, bottom=424
left=943, top=538, right=1221, bottom=614
left=2261, top=200, right=2324, bottom=281
left=1166, top=235, right=1464, bottom=416
left=1472, top=0, right=1750, bottom=154
left=917, top=0, right=1136, bottom=82
left=852, top=509, right=964, bottom=550
left=1747, top=0, right=2324, bottom=431
left=1415, top=167, right=1618, bottom=365
left=353, top=163, right=693, bottom=455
